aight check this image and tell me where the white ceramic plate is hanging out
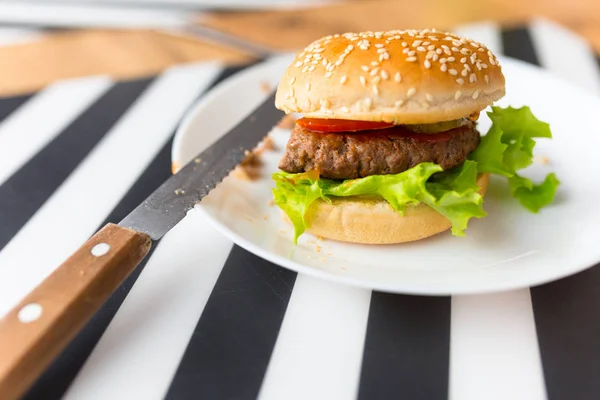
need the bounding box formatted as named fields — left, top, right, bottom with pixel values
left=173, top=55, right=600, bottom=295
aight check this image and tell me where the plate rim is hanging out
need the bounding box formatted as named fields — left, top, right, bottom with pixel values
left=173, top=55, right=600, bottom=295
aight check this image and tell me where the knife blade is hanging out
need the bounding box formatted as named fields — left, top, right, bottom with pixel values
left=120, top=90, right=282, bottom=239
left=0, top=89, right=284, bottom=400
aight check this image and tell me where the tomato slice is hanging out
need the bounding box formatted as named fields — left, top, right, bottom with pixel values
left=296, top=118, right=395, bottom=133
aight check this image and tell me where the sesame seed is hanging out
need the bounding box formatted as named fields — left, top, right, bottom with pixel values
left=408, top=50, right=416, bottom=56
left=436, top=48, right=443, bottom=55
left=308, top=65, right=316, bottom=72
left=472, top=90, right=479, bottom=99
left=476, top=62, right=482, bottom=71
left=325, top=71, right=332, bottom=78
left=311, top=60, right=318, bottom=65
left=470, top=73, right=477, bottom=83
left=447, top=56, right=456, bottom=62
left=306, top=83, right=311, bottom=91
left=464, top=63, right=471, bottom=71
left=461, top=69, right=468, bottom=77
left=289, top=88, right=295, bottom=96
left=406, top=56, right=417, bottom=62
left=294, top=61, right=303, bottom=68
left=417, top=46, right=426, bottom=52
left=394, top=72, right=402, bottom=82
left=481, top=63, right=488, bottom=69
left=394, top=100, right=405, bottom=108
left=448, top=69, right=458, bottom=76
left=484, top=75, right=489, bottom=84
left=452, top=40, right=461, bottom=46
left=451, top=47, right=460, bottom=52
left=372, top=76, right=381, bottom=84
left=432, top=53, right=439, bottom=61
left=373, top=85, right=379, bottom=95
left=361, top=65, right=370, bottom=72
left=370, top=67, right=380, bottom=76
left=401, top=42, right=408, bottom=47
left=423, top=41, right=430, bottom=46
left=314, top=48, right=324, bottom=53
left=489, top=57, right=496, bottom=66
left=440, top=57, right=447, bottom=63
left=360, top=76, right=367, bottom=86
left=340, top=106, right=350, bottom=113
left=441, top=64, right=448, bottom=72
left=444, top=48, right=452, bottom=56
left=320, top=99, right=330, bottom=109
left=461, top=48, right=471, bottom=55
left=381, top=70, right=389, bottom=80
left=456, top=78, right=464, bottom=85
left=470, top=53, right=477, bottom=63
left=424, top=60, right=431, bottom=68
left=413, top=40, right=422, bottom=46
left=426, top=93, right=434, bottom=102
left=381, top=53, right=390, bottom=60
left=377, top=48, right=387, bottom=53
left=302, top=66, right=308, bottom=73
left=479, top=48, right=485, bottom=52
left=407, top=87, right=416, bottom=97
left=460, top=57, right=467, bottom=63
left=371, top=61, right=380, bottom=66
left=471, top=42, right=480, bottom=48
left=335, top=59, right=343, bottom=66
left=460, top=37, right=468, bottom=44
left=322, top=59, right=328, bottom=66
left=340, top=75, right=348, bottom=85
left=375, top=43, right=384, bottom=48
left=364, top=98, right=373, bottom=110
left=428, top=45, right=436, bottom=51
left=454, top=90, right=462, bottom=99
left=289, top=77, right=296, bottom=85
left=402, top=48, right=410, bottom=54
left=441, top=44, right=449, bottom=50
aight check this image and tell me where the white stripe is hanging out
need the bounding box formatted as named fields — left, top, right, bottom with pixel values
left=0, top=27, right=43, bottom=46
left=449, top=23, right=547, bottom=400
left=0, top=3, right=188, bottom=28
left=450, top=291, right=547, bottom=400
left=454, top=21, right=503, bottom=54
left=0, top=76, right=112, bottom=186
left=258, top=276, right=371, bottom=400
left=0, top=62, right=222, bottom=317
left=529, top=17, right=600, bottom=96
left=63, top=211, right=233, bottom=400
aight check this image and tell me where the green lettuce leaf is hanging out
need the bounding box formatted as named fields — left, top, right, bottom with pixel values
left=272, top=161, right=485, bottom=243
left=469, top=105, right=558, bottom=208
left=272, top=105, right=559, bottom=243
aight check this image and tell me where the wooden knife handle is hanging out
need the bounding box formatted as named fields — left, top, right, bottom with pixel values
left=0, top=223, right=151, bottom=400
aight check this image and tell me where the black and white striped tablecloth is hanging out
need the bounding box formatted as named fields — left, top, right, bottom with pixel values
left=1, top=19, right=600, bottom=400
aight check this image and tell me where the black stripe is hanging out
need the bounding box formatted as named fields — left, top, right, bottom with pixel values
left=501, top=26, right=540, bottom=65
left=22, top=63, right=256, bottom=399
left=0, top=77, right=153, bottom=252
left=0, top=93, right=32, bottom=124
left=165, top=245, right=296, bottom=400
left=23, top=136, right=174, bottom=400
left=530, top=264, right=600, bottom=400
left=358, top=293, right=450, bottom=400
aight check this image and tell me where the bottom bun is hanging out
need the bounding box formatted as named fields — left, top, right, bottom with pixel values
left=301, top=173, right=490, bottom=244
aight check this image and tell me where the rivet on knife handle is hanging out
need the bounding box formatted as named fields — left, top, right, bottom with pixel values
left=0, top=223, right=151, bottom=400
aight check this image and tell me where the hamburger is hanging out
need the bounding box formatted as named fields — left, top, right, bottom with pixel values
left=271, top=29, right=559, bottom=244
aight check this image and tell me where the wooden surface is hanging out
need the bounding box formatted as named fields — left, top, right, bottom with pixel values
left=0, top=224, right=151, bottom=400
left=0, top=0, right=599, bottom=96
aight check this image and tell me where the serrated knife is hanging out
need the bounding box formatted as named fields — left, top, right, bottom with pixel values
left=0, top=91, right=283, bottom=400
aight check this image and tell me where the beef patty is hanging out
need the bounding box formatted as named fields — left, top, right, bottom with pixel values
left=278, top=122, right=480, bottom=180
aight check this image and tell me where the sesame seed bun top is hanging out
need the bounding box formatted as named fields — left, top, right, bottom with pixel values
left=275, top=29, right=506, bottom=125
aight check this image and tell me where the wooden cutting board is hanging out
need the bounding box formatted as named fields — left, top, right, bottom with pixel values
left=0, top=0, right=598, bottom=96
